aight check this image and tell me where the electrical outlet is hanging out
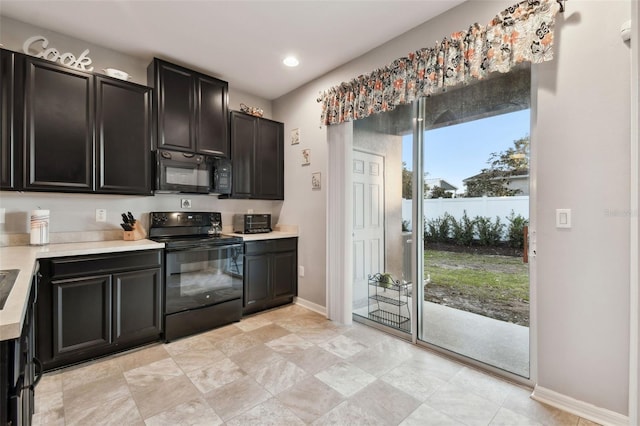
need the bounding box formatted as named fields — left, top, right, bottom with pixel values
left=181, top=199, right=192, bottom=209
left=95, top=208, right=107, bottom=222
left=298, top=266, right=305, bottom=277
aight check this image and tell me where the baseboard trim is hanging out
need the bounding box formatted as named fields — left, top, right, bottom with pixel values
left=294, top=297, right=327, bottom=316
left=531, top=385, right=629, bottom=426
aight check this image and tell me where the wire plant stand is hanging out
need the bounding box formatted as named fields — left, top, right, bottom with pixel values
left=367, top=273, right=410, bottom=332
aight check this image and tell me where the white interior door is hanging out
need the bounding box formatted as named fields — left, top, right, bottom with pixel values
left=352, top=150, right=385, bottom=307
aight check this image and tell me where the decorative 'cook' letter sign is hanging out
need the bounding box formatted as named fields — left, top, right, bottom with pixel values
left=22, top=35, right=94, bottom=71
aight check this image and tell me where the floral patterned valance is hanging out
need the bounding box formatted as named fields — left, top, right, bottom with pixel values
left=318, top=0, right=560, bottom=126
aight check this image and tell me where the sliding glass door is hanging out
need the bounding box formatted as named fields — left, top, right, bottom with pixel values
left=352, top=66, right=532, bottom=378
left=351, top=105, right=415, bottom=338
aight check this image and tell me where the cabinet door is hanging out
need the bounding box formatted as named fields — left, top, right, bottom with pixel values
left=53, top=275, right=112, bottom=357
left=95, top=76, right=152, bottom=195
left=113, top=268, right=162, bottom=343
left=0, top=49, right=21, bottom=190
left=243, top=254, right=270, bottom=309
left=230, top=111, right=257, bottom=198
left=24, top=58, right=93, bottom=191
left=156, top=60, right=195, bottom=152
left=272, top=250, right=297, bottom=299
left=255, top=118, right=284, bottom=200
left=196, top=75, right=228, bottom=157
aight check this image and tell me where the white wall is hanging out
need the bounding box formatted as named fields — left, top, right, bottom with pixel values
left=273, top=0, right=633, bottom=417
left=535, top=0, right=631, bottom=416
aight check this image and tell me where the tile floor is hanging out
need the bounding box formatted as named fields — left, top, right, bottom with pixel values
left=354, top=299, right=530, bottom=377
left=33, top=304, right=599, bottom=425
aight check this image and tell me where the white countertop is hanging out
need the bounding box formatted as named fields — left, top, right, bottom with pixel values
left=0, top=239, right=164, bottom=341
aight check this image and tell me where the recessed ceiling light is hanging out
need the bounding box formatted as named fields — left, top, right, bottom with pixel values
left=283, top=56, right=299, bottom=67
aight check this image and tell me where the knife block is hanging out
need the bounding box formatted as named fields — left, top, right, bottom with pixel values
left=123, top=223, right=146, bottom=241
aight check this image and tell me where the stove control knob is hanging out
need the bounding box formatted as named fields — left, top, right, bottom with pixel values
left=152, top=214, right=168, bottom=225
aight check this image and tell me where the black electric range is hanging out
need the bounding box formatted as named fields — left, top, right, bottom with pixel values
left=149, top=211, right=244, bottom=341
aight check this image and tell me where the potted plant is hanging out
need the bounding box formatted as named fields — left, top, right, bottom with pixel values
left=378, top=272, right=395, bottom=288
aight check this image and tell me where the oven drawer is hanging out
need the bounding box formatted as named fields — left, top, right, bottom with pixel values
left=244, top=238, right=297, bottom=255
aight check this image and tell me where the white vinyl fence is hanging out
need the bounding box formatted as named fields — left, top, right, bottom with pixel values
left=402, top=196, right=529, bottom=229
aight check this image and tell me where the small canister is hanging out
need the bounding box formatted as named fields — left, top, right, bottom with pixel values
left=30, top=209, right=50, bottom=245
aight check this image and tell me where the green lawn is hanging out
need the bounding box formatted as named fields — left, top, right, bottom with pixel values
left=424, top=249, right=529, bottom=302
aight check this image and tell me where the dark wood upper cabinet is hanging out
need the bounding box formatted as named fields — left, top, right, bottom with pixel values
left=95, top=76, right=153, bottom=195
left=196, top=74, right=229, bottom=156
left=24, top=58, right=94, bottom=192
left=150, top=58, right=229, bottom=157
left=154, top=61, right=194, bottom=151
left=0, top=53, right=153, bottom=195
left=230, top=111, right=257, bottom=198
left=0, top=49, right=22, bottom=190
left=255, top=118, right=284, bottom=200
left=230, top=111, right=284, bottom=200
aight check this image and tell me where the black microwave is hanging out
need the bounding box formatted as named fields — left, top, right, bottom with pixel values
left=156, top=149, right=211, bottom=193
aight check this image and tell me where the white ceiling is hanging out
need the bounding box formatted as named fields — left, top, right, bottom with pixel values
left=0, top=0, right=465, bottom=100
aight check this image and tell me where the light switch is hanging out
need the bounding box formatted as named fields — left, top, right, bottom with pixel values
left=556, top=209, right=571, bottom=228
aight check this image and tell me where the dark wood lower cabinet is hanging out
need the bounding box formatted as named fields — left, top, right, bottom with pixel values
left=273, top=251, right=297, bottom=299
left=113, top=269, right=162, bottom=343
left=1, top=277, right=38, bottom=426
left=244, top=254, right=270, bottom=310
left=37, top=250, right=163, bottom=371
left=53, top=275, right=112, bottom=357
left=243, top=238, right=297, bottom=315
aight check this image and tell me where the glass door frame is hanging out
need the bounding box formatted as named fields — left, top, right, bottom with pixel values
left=410, top=95, right=537, bottom=387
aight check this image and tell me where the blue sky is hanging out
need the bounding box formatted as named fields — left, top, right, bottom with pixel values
left=402, top=109, right=530, bottom=192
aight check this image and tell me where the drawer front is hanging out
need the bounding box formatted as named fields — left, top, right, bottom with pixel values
left=46, top=250, right=162, bottom=278
left=244, top=238, right=297, bottom=255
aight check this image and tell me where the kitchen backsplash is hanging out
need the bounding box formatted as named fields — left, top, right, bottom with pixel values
left=0, top=230, right=125, bottom=247
left=0, top=191, right=282, bottom=246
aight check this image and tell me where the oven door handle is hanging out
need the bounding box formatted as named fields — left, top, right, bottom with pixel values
left=166, top=244, right=244, bottom=253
